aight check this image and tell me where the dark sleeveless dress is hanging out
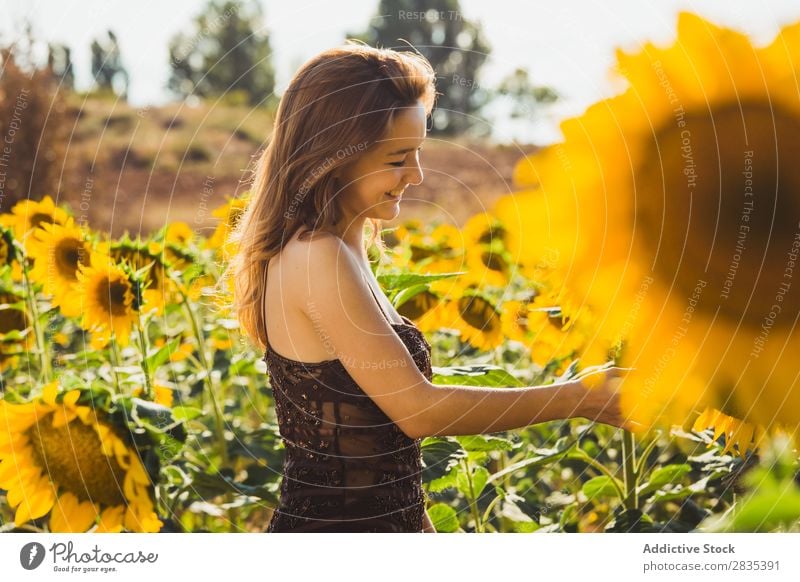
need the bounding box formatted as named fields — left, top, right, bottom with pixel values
left=263, top=285, right=432, bottom=532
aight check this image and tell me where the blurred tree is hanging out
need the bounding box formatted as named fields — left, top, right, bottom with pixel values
left=47, top=42, right=75, bottom=91
left=349, top=0, right=491, bottom=136
left=0, top=27, right=69, bottom=210
left=91, top=30, right=130, bottom=99
left=495, top=67, right=558, bottom=120
left=167, top=0, right=275, bottom=107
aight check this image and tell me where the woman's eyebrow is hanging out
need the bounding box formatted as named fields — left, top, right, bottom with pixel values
left=386, top=145, right=423, bottom=156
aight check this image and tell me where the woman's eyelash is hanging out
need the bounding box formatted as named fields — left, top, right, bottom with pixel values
left=387, top=148, right=422, bottom=167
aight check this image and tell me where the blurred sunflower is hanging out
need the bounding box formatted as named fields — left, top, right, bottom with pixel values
left=693, top=406, right=767, bottom=459
left=26, top=218, right=93, bottom=318
left=75, top=252, right=139, bottom=348
left=0, top=226, right=18, bottom=270
left=462, top=241, right=514, bottom=289
left=0, top=382, right=162, bottom=532
left=497, top=13, right=800, bottom=433
left=446, top=290, right=505, bottom=352
left=206, top=195, right=250, bottom=259
left=501, top=291, right=592, bottom=374
left=397, top=289, right=451, bottom=333
left=0, top=290, right=32, bottom=373
left=462, top=213, right=510, bottom=249
left=0, top=195, right=71, bottom=251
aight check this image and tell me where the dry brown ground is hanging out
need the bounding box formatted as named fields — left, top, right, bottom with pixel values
left=57, top=97, right=537, bottom=239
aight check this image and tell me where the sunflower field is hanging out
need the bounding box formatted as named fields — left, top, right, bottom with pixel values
left=1, top=12, right=799, bottom=534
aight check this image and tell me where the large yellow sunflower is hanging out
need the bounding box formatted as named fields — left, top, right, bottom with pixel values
left=496, top=13, right=800, bottom=433
left=98, top=237, right=177, bottom=316
left=26, top=218, right=93, bottom=319
left=75, top=252, right=139, bottom=348
left=0, top=381, right=162, bottom=532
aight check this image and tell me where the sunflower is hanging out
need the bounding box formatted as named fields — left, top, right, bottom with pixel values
left=75, top=252, right=139, bottom=348
left=98, top=236, right=177, bottom=315
left=496, top=13, right=800, bottom=433
left=446, top=290, right=505, bottom=352
left=164, top=222, right=194, bottom=246
left=0, top=195, right=71, bottom=251
left=205, top=195, right=250, bottom=259
left=0, top=381, right=162, bottom=532
left=0, top=226, right=18, bottom=271
left=462, top=213, right=511, bottom=249
left=0, top=290, right=32, bottom=373
left=462, top=240, right=514, bottom=289
left=692, top=406, right=767, bottom=459
left=26, top=218, right=93, bottom=318
left=397, top=289, right=451, bottom=333
left=501, top=290, right=593, bottom=374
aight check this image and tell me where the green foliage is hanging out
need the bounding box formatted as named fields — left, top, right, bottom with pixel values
left=349, top=0, right=492, bottom=135
left=91, top=30, right=129, bottom=99
left=167, top=0, right=276, bottom=107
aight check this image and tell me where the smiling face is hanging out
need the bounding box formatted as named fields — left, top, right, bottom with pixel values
left=334, top=100, right=427, bottom=224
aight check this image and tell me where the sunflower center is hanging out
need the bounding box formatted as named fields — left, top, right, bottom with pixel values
left=458, top=295, right=501, bottom=332
left=55, top=238, right=86, bottom=282
left=399, top=291, right=437, bottom=320
left=27, top=414, right=127, bottom=506
left=30, top=213, right=58, bottom=230
left=481, top=249, right=508, bottom=274
left=97, top=279, right=131, bottom=316
left=635, top=102, right=800, bottom=326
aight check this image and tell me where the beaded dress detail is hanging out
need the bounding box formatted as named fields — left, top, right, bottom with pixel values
left=264, top=282, right=432, bottom=532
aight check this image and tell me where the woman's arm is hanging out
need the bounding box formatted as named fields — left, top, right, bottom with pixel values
left=407, top=370, right=628, bottom=438
left=298, top=236, right=631, bottom=440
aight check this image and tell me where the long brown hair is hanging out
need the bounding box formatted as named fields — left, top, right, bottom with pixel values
left=225, top=41, right=437, bottom=351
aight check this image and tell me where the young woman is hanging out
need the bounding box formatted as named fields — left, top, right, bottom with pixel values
left=229, top=42, right=633, bottom=533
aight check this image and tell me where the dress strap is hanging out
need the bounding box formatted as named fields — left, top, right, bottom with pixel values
left=362, top=272, right=393, bottom=325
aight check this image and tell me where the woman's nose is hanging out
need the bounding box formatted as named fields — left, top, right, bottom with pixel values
left=404, top=158, right=424, bottom=186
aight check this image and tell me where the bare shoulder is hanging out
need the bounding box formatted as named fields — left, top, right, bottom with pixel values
left=276, top=230, right=357, bottom=303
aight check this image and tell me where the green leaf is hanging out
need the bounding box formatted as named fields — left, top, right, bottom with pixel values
left=456, top=434, right=515, bottom=453
left=392, top=283, right=429, bottom=309
left=428, top=503, right=459, bottom=533
left=457, top=466, right=491, bottom=499
left=145, top=336, right=182, bottom=371
left=488, top=437, right=576, bottom=485
left=432, top=364, right=523, bottom=388
left=638, top=464, right=691, bottom=496
left=171, top=406, right=204, bottom=422
left=420, top=437, right=467, bottom=484
left=378, top=271, right=466, bottom=291
left=582, top=476, right=623, bottom=500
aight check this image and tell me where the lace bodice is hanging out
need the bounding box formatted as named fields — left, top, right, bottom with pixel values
left=263, top=284, right=432, bottom=532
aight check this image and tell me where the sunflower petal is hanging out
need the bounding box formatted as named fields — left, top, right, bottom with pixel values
left=95, top=505, right=125, bottom=533
left=50, top=492, right=98, bottom=533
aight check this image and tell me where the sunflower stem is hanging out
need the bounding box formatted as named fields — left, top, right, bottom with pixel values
left=622, top=429, right=638, bottom=510
left=181, top=293, right=229, bottom=469
left=462, top=458, right=483, bottom=533
left=20, top=257, right=51, bottom=383
left=109, top=336, right=122, bottom=393
left=132, top=311, right=153, bottom=399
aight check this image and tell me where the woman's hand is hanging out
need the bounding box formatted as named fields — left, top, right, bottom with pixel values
left=570, top=363, right=639, bottom=430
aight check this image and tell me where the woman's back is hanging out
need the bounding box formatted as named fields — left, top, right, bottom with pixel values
left=263, top=235, right=433, bottom=532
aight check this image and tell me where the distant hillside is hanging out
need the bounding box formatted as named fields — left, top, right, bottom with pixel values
left=59, top=95, right=536, bottom=239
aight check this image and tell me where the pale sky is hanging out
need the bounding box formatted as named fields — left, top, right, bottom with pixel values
left=1, top=0, right=799, bottom=143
